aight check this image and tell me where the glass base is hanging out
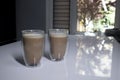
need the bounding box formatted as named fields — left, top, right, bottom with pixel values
left=50, top=55, right=64, bottom=61
left=25, top=62, right=41, bottom=67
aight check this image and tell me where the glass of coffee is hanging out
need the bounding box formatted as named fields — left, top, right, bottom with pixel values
left=49, top=29, right=68, bottom=61
left=22, top=30, right=44, bottom=67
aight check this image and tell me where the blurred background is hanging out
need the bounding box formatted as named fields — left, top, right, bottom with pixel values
left=0, top=0, right=119, bottom=45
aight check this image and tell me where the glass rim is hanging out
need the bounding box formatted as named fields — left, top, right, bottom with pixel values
left=49, top=29, right=68, bottom=31
left=22, top=29, right=44, bottom=34
left=49, top=29, right=68, bottom=33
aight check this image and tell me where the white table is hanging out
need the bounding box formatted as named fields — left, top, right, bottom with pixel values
left=0, top=35, right=120, bottom=80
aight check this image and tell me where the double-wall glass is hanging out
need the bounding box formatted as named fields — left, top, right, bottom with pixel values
left=22, top=30, right=44, bottom=67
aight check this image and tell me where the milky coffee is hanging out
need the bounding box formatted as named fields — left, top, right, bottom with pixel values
left=23, top=33, right=44, bottom=66
left=49, top=33, right=67, bottom=60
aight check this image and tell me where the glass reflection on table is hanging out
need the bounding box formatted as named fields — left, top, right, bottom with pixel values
left=75, top=35, right=114, bottom=77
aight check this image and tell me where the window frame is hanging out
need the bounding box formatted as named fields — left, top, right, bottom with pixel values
left=46, top=0, right=53, bottom=33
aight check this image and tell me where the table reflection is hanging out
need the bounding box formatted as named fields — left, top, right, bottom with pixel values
left=75, top=35, right=114, bottom=77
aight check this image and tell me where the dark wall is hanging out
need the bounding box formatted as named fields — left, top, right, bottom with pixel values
left=16, top=0, right=46, bottom=40
left=0, top=0, right=16, bottom=45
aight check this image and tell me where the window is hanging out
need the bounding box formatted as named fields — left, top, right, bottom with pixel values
left=53, top=0, right=70, bottom=29
left=46, top=0, right=116, bottom=34
left=76, top=0, right=116, bottom=33
left=46, top=0, right=70, bottom=33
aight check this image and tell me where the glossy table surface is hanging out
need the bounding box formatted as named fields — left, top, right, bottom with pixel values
left=0, top=35, right=120, bottom=80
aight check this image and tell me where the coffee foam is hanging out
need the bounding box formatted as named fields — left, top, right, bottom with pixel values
left=50, top=32, right=67, bottom=37
left=23, top=33, right=44, bottom=38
